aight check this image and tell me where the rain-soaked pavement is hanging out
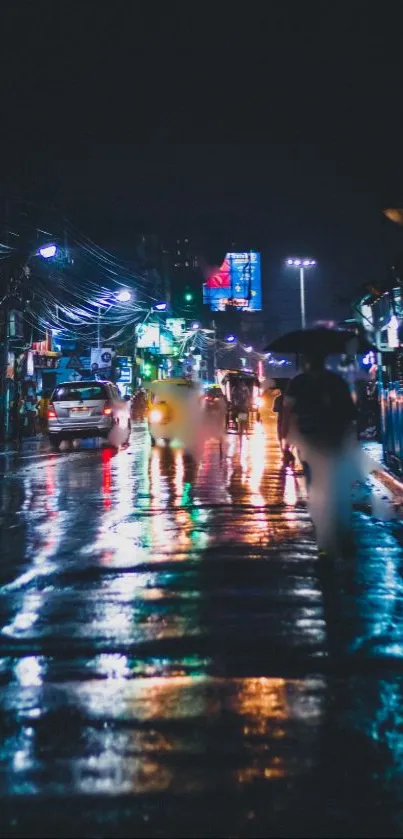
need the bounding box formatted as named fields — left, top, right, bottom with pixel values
left=1, top=413, right=403, bottom=837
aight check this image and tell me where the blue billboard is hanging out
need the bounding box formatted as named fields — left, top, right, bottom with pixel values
left=203, top=251, right=262, bottom=312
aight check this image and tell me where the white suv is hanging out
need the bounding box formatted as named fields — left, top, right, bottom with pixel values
left=47, top=380, right=131, bottom=449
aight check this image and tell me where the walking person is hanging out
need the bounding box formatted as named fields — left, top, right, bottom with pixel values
left=281, top=353, right=357, bottom=555
left=272, top=383, right=295, bottom=466
left=24, top=384, right=38, bottom=437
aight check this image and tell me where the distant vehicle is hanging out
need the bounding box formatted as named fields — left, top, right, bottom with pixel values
left=221, top=370, right=262, bottom=433
left=204, top=385, right=227, bottom=416
left=204, top=385, right=226, bottom=405
left=47, top=380, right=131, bottom=449
left=203, top=385, right=227, bottom=439
left=146, top=378, right=203, bottom=451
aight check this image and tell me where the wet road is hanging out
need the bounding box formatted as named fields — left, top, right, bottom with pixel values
left=1, top=417, right=403, bottom=837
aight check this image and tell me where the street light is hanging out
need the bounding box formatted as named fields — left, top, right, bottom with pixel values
left=226, top=335, right=235, bottom=343
left=116, top=289, right=132, bottom=303
left=191, top=322, right=200, bottom=330
left=154, top=302, right=167, bottom=311
left=245, top=345, right=253, bottom=352
left=38, top=244, right=57, bottom=259
left=286, top=257, right=316, bottom=329
left=97, top=290, right=132, bottom=348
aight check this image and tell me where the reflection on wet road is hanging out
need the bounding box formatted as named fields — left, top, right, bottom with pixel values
left=1, top=418, right=403, bottom=837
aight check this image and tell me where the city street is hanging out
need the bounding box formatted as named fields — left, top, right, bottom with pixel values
left=1, top=415, right=403, bottom=838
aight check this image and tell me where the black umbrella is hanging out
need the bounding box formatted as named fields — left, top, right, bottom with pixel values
left=265, top=328, right=377, bottom=356
left=267, top=377, right=291, bottom=392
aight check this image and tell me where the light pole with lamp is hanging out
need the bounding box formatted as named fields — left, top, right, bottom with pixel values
left=286, top=258, right=316, bottom=330
left=96, top=289, right=132, bottom=349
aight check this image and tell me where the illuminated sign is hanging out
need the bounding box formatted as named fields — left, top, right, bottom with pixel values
left=116, top=356, right=132, bottom=383
left=7, top=310, right=23, bottom=339
left=387, top=315, right=399, bottom=348
left=26, top=351, right=34, bottom=377
left=203, top=252, right=262, bottom=312
left=159, top=330, right=175, bottom=355
left=91, top=347, right=114, bottom=371
left=166, top=318, right=186, bottom=339
left=136, top=323, right=160, bottom=349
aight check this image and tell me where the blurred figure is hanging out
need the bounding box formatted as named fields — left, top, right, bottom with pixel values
left=281, top=354, right=357, bottom=555
left=24, top=384, right=38, bottom=436
left=131, top=388, right=147, bottom=420
left=37, top=389, right=51, bottom=431
left=232, top=381, right=252, bottom=417
left=272, top=384, right=295, bottom=466
left=203, top=386, right=227, bottom=449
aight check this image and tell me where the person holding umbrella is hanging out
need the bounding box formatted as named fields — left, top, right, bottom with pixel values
left=280, top=351, right=357, bottom=555
left=265, top=327, right=380, bottom=555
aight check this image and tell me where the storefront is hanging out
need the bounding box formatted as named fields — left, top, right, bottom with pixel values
left=355, top=288, right=403, bottom=473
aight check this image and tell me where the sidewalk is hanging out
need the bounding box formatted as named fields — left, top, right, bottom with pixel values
left=0, top=434, right=49, bottom=458
left=362, top=439, right=403, bottom=498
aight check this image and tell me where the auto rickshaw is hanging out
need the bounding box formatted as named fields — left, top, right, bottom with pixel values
left=221, top=370, right=261, bottom=433
left=146, top=378, right=203, bottom=449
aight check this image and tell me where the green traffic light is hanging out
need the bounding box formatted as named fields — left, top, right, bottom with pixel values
left=184, top=292, right=193, bottom=302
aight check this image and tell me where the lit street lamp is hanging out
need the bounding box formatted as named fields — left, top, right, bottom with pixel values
left=286, top=258, right=316, bottom=330
left=97, top=289, right=132, bottom=348
left=38, top=244, right=57, bottom=259
left=115, top=289, right=132, bottom=303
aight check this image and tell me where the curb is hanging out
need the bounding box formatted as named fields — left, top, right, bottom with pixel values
left=371, top=465, right=403, bottom=498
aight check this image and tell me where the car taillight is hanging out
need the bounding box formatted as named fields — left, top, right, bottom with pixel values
left=103, top=405, right=113, bottom=416
left=47, top=405, right=56, bottom=419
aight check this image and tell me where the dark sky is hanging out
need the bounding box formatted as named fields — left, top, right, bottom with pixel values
left=2, top=3, right=403, bottom=333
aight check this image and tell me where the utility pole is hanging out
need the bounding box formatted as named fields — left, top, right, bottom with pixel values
left=0, top=258, right=24, bottom=441
left=0, top=199, right=10, bottom=439
left=286, top=258, right=316, bottom=330
left=0, top=294, right=10, bottom=440
left=133, top=326, right=138, bottom=389
left=299, top=265, right=306, bottom=331
left=212, top=319, right=217, bottom=382
left=97, top=305, right=102, bottom=349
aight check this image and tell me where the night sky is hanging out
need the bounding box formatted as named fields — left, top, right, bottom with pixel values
left=1, top=3, right=403, bottom=336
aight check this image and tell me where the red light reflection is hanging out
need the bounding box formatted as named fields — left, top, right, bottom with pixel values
left=102, top=448, right=113, bottom=508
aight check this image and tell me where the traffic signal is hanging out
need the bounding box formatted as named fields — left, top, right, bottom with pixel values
left=184, top=290, right=193, bottom=304
left=143, top=362, right=152, bottom=378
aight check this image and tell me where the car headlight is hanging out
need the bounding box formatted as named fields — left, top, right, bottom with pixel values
left=149, top=409, right=163, bottom=423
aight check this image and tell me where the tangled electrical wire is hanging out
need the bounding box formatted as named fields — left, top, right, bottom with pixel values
left=0, top=212, right=164, bottom=347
